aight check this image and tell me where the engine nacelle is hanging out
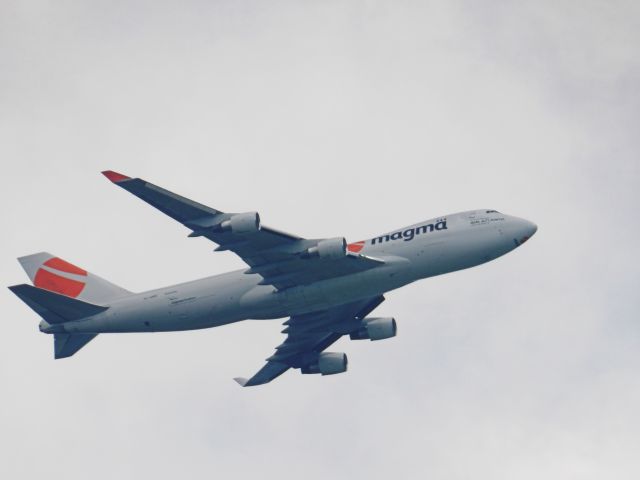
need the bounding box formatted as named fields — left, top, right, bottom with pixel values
left=303, top=237, right=346, bottom=259
left=301, top=352, right=348, bottom=376
left=350, top=317, right=397, bottom=341
left=220, top=212, right=261, bottom=234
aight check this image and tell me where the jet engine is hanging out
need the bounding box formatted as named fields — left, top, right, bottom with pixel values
left=303, top=237, right=346, bottom=259
left=301, top=352, right=348, bottom=375
left=220, top=212, right=261, bottom=234
left=350, top=317, right=397, bottom=341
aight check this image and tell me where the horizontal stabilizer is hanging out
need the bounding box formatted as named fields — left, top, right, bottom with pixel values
left=9, top=284, right=108, bottom=324
left=55, top=333, right=98, bottom=359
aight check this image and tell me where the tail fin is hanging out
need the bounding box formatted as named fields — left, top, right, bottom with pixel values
left=9, top=284, right=108, bottom=358
left=18, top=252, right=131, bottom=303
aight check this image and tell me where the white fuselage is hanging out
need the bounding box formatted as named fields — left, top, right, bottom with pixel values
left=55, top=210, right=536, bottom=335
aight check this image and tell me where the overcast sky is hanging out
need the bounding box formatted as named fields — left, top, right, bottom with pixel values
left=1, top=1, right=639, bottom=479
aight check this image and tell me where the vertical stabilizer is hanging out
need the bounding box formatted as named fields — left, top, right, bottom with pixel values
left=18, top=252, right=131, bottom=304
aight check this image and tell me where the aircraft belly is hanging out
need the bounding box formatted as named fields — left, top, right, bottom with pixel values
left=62, top=273, right=285, bottom=334
left=277, top=256, right=415, bottom=315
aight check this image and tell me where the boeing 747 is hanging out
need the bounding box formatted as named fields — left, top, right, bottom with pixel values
left=9, top=171, right=537, bottom=386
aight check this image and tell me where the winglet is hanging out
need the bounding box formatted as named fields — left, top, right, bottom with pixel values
left=233, top=377, right=249, bottom=387
left=233, top=362, right=290, bottom=387
left=101, top=170, right=131, bottom=183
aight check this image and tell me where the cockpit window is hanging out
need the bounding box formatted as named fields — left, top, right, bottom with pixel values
left=486, top=210, right=500, bottom=213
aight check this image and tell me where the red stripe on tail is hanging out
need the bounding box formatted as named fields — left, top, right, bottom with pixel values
left=34, top=269, right=86, bottom=298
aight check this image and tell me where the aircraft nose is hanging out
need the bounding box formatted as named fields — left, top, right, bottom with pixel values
left=514, top=218, right=537, bottom=246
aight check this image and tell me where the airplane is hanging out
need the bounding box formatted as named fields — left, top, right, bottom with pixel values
left=9, top=170, right=537, bottom=387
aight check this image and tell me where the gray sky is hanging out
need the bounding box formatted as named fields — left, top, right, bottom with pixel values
left=1, top=1, right=639, bottom=479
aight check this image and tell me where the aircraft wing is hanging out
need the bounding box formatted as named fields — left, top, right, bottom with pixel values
left=234, top=295, right=385, bottom=386
left=102, top=170, right=384, bottom=289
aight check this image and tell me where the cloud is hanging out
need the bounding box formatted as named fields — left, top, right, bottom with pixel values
left=1, top=1, right=638, bottom=479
